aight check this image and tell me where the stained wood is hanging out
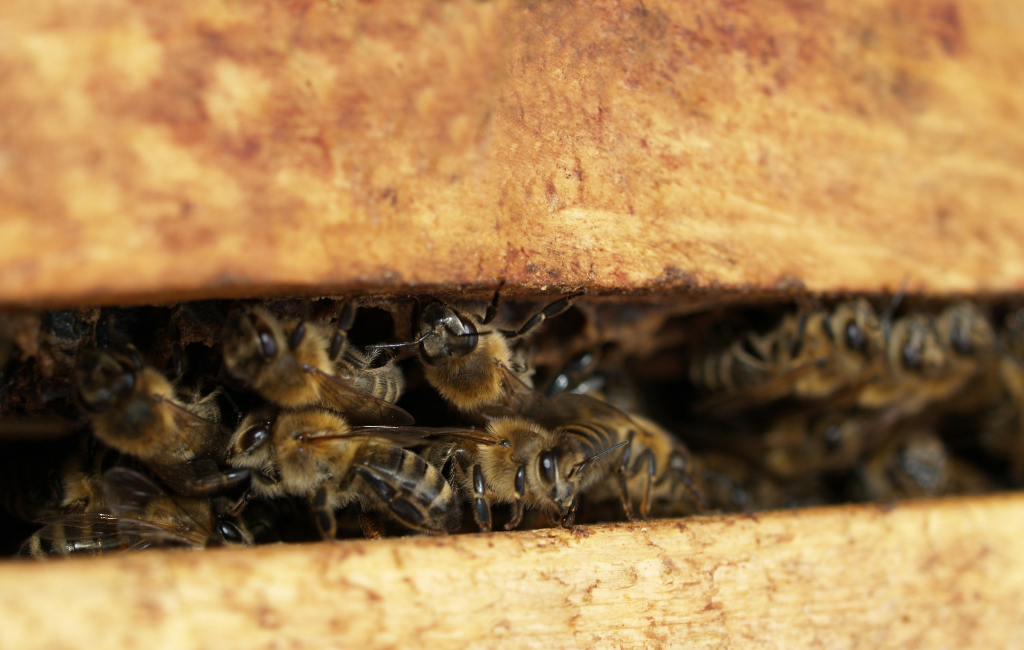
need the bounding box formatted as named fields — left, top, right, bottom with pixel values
left=0, top=496, right=1022, bottom=649
left=1, top=0, right=1023, bottom=306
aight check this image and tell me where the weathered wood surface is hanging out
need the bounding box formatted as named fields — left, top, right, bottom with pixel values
left=1, top=0, right=1023, bottom=306
left=0, top=495, right=1022, bottom=650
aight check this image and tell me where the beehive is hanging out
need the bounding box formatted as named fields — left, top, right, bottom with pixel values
left=2, top=0, right=1024, bottom=648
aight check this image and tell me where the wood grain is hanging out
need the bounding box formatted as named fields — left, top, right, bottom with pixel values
left=1, top=0, right=1024, bottom=306
left=1, top=495, right=1022, bottom=649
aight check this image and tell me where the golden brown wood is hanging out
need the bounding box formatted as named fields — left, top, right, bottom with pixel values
left=1, top=0, right=1024, bottom=306
left=1, top=496, right=1022, bottom=649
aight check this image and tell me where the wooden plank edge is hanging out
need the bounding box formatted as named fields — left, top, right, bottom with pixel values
left=0, top=495, right=1022, bottom=650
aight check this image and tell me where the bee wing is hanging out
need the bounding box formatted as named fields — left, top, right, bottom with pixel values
left=158, top=397, right=234, bottom=461
left=301, top=425, right=505, bottom=447
left=31, top=513, right=125, bottom=540
left=305, top=366, right=415, bottom=426
left=102, top=468, right=167, bottom=517
left=102, top=468, right=210, bottom=546
left=517, top=386, right=633, bottom=429
left=467, top=364, right=548, bottom=421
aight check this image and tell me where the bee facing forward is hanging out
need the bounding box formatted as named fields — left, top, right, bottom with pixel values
left=74, top=347, right=248, bottom=496
left=222, top=305, right=411, bottom=425
left=226, top=409, right=461, bottom=538
left=374, top=287, right=581, bottom=416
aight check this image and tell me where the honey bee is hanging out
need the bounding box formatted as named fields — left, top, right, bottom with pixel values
left=739, top=407, right=904, bottom=480
left=858, top=303, right=995, bottom=417
left=853, top=429, right=994, bottom=501
left=222, top=305, right=412, bottom=425
left=373, top=288, right=581, bottom=416
left=225, top=408, right=461, bottom=538
left=422, top=393, right=702, bottom=530
left=19, top=467, right=253, bottom=559
left=691, top=298, right=886, bottom=413
left=74, top=346, right=249, bottom=496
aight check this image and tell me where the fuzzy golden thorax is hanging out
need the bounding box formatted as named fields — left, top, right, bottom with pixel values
left=271, top=409, right=356, bottom=498
left=417, top=302, right=514, bottom=411
left=223, top=307, right=332, bottom=407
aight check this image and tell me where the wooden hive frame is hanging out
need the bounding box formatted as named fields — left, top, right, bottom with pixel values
left=2, top=0, right=1024, bottom=648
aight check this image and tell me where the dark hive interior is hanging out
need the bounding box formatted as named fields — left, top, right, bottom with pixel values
left=0, top=290, right=1020, bottom=557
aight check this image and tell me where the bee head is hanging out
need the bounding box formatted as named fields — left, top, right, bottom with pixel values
left=223, top=308, right=282, bottom=381
left=417, top=302, right=480, bottom=364
left=891, top=315, right=944, bottom=376
left=943, top=303, right=992, bottom=356
left=825, top=298, right=883, bottom=356
left=212, top=516, right=250, bottom=547
left=530, top=435, right=585, bottom=517
left=74, top=349, right=137, bottom=414
left=227, top=416, right=278, bottom=485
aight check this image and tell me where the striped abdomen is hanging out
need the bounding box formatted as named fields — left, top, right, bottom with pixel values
left=561, top=419, right=626, bottom=465
left=353, top=443, right=460, bottom=533
left=348, top=364, right=405, bottom=403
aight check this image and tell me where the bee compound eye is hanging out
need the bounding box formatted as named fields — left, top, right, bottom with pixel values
left=539, top=450, right=558, bottom=487
left=240, top=423, right=272, bottom=453
left=845, top=320, right=866, bottom=351
left=259, top=332, right=278, bottom=359
left=217, top=520, right=245, bottom=544
left=902, top=341, right=923, bottom=370
left=951, top=319, right=973, bottom=355
left=824, top=425, right=844, bottom=451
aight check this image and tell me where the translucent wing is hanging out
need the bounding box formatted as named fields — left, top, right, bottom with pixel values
left=466, top=364, right=549, bottom=421
left=29, top=514, right=156, bottom=553
left=31, top=513, right=125, bottom=540
left=300, top=425, right=505, bottom=447
left=102, top=467, right=211, bottom=547
left=305, top=365, right=415, bottom=426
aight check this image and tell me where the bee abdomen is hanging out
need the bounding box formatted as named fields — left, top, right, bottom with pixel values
left=562, top=421, right=620, bottom=460
left=355, top=366, right=405, bottom=403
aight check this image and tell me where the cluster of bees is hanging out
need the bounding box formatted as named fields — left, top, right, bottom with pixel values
left=687, top=297, right=1024, bottom=509
left=0, top=289, right=1019, bottom=558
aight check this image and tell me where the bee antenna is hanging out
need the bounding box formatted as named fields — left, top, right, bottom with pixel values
left=568, top=440, right=629, bottom=477
left=366, top=332, right=431, bottom=351
left=880, top=275, right=910, bottom=328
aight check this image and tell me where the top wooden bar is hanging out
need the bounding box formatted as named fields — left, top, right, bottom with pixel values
left=1, top=0, right=1023, bottom=306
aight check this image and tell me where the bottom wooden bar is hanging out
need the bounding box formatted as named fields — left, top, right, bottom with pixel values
left=1, top=496, right=1022, bottom=649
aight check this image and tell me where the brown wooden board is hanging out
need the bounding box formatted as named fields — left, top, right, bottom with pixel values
left=0, top=496, right=1022, bottom=649
left=1, top=0, right=1023, bottom=307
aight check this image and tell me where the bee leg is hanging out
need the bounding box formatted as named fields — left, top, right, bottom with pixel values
left=616, top=432, right=638, bottom=522
left=504, top=465, right=527, bottom=530
left=226, top=490, right=253, bottom=517
left=481, top=281, right=506, bottom=325
left=359, top=512, right=387, bottom=540
left=471, top=464, right=493, bottom=532
left=500, top=291, right=584, bottom=339
left=313, top=485, right=338, bottom=541
left=351, top=465, right=438, bottom=533
left=559, top=498, right=580, bottom=528
left=635, top=449, right=657, bottom=520
left=177, top=466, right=253, bottom=497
